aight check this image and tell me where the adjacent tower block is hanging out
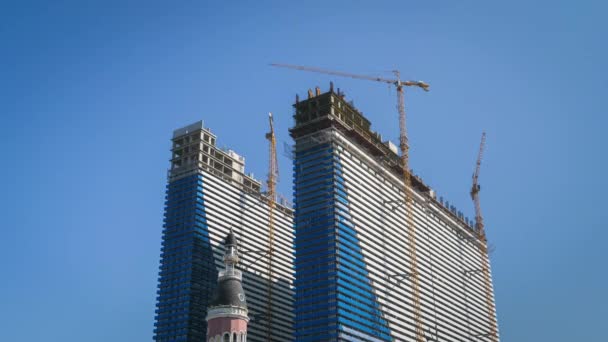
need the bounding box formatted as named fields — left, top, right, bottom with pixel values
left=154, top=121, right=294, bottom=342
left=206, top=231, right=249, bottom=342
left=291, top=88, right=499, bottom=341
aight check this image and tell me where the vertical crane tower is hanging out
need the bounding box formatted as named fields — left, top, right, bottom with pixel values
left=470, top=132, right=499, bottom=342
left=271, top=63, right=429, bottom=342
left=265, top=112, right=278, bottom=342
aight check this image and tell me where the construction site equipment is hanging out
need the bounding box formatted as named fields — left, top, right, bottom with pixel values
left=264, top=112, right=278, bottom=342
left=470, top=132, right=498, bottom=342
left=471, top=132, right=486, bottom=233
left=271, top=63, right=429, bottom=342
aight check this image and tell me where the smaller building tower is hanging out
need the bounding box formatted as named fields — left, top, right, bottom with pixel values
left=206, top=231, right=249, bottom=342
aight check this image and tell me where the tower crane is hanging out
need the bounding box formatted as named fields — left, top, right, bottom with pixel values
left=271, top=63, right=429, bottom=342
left=471, top=132, right=486, bottom=234
left=470, top=132, right=498, bottom=342
left=265, top=112, right=278, bottom=342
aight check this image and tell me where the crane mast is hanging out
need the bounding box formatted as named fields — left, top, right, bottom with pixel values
left=272, top=63, right=429, bottom=342
left=265, top=112, right=278, bottom=342
left=396, top=72, right=425, bottom=342
left=470, top=132, right=498, bottom=342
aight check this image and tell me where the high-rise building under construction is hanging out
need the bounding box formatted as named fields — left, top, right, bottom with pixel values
left=291, top=86, right=499, bottom=341
left=153, top=121, right=294, bottom=342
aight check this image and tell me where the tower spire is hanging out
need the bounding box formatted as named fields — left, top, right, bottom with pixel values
left=206, top=231, right=249, bottom=341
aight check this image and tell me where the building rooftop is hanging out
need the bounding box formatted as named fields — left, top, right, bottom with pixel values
left=170, top=120, right=293, bottom=213
left=290, top=85, right=477, bottom=233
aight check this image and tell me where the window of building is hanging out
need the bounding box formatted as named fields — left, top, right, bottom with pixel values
left=223, top=333, right=230, bottom=342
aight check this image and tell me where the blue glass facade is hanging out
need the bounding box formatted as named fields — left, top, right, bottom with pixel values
left=154, top=173, right=217, bottom=341
left=293, top=143, right=392, bottom=342
left=155, top=121, right=296, bottom=341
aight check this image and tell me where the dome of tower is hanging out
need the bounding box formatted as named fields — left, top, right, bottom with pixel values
left=208, top=231, right=247, bottom=310
left=209, top=277, right=247, bottom=309
left=225, top=231, right=238, bottom=247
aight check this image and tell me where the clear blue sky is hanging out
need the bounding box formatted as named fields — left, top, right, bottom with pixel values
left=1, top=1, right=606, bottom=341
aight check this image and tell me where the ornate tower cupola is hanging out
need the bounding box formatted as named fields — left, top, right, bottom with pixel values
left=206, top=231, right=249, bottom=342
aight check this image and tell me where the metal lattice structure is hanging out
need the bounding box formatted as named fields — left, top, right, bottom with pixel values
left=470, top=132, right=499, bottom=342
left=265, top=113, right=279, bottom=341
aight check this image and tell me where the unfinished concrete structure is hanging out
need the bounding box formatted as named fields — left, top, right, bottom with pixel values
left=154, top=122, right=294, bottom=342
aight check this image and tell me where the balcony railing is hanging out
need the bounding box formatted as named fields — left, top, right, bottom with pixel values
left=219, top=269, right=242, bottom=280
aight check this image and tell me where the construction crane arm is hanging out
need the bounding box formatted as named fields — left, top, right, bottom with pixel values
left=272, top=63, right=430, bottom=92
left=271, top=63, right=396, bottom=84
left=402, top=80, right=430, bottom=91
left=271, top=63, right=430, bottom=92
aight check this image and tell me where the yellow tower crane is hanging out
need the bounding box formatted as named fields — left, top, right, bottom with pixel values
left=265, top=112, right=278, bottom=342
left=470, top=132, right=498, bottom=342
left=271, top=63, right=429, bottom=342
